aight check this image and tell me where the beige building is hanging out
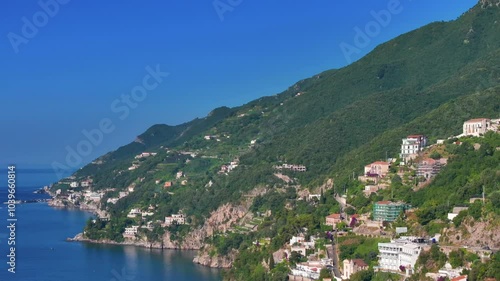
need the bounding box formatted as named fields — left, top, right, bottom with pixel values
left=364, top=161, right=391, bottom=177
left=463, top=118, right=492, bottom=136
left=343, top=259, right=369, bottom=279
left=325, top=213, right=342, bottom=227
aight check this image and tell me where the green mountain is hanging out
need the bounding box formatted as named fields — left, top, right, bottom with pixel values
left=51, top=2, right=499, bottom=279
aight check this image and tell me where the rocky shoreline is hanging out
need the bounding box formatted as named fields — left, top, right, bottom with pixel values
left=66, top=232, right=233, bottom=268
left=48, top=191, right=246, bottom=269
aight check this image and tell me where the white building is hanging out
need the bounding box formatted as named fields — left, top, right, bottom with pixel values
left=463, top=118, right=492, bottom=136
left=290, top=235, right=306, bottom=245
left=88, top=192, right=102, bottom=202
left=291, top=262, right=322, bottom=280
left=378, top=241, right=422, bottom=275
left=400, top=135, right=428, bottom=162
left=127, top=208, right=142, bottom=218
left=164, top=214, right=186, bottom=226
left=141, top=211, right=154, bottom=217
left=70, top=181, right=79, bottom=188
left=124, top=226, right=139, bottom=237
left=135, top=152, right=157, bottom=159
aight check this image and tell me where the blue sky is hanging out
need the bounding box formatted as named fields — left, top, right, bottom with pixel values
left=0, top=0, right=477, bottom=170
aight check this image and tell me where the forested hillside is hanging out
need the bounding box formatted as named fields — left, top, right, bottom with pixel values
left=49, top=2, right=500, bottom=281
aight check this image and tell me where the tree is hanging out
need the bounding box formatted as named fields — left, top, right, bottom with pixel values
left=430, top=151, right=442, bottom=160
left=452, top=210, right=468, bottom=227
left=268, top=253, right=275, bottom=270
left=350, top=269, right=374, bottom=281
left=449, top=249, right=464, bottom=268
left=319, top=268, right=332, bottom=280
left=345, top=206, right=356, bottom=215
left=468, top=201, right=482, bottom=220
left=289, top=251, right=304, bottom=265
left=490, top=192, right=500, bottom=210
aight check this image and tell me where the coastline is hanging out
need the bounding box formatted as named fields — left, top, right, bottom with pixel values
left=66, top=232, right=233, bottom=268
left=47, top=191, right=237, bottom=269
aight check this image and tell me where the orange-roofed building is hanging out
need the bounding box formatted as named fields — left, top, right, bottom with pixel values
left=325, top=213, right=342, bottom=226
left=451, top=276, right=467, bottom=281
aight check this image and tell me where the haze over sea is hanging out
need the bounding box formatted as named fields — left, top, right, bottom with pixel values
left=0, top=169, right=221, bottom=281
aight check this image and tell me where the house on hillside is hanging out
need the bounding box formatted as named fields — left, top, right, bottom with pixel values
left=123, top=226, right=139, bottom=238
left=325, top=213, right=343, bottom=227
left=343, top=259, right=369, bottom=280
left=463, top=118, right=492, bottom=136
left=164, top=181, right=173, bottom=188
left=373, top=201, right=410, bottom=222
left=417, top=158, right=447, bottom=180
left=364, top=161, right=391, bottom=177
left=358, top=161, right=391, bottom=183
left=400, top=135, right=428, bottom=162
left=164, top=214, right=186, bottom=226
left=377, top=241, right=422, bottom=276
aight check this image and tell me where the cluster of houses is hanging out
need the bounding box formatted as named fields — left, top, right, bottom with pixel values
left=275, top=163, right=307, bottom=172
left=134, top=152, right=157, bottom=159
left=122, top=213, right=187, bottom=239
left=334, top=118, right=500, bottom=279
left=126, top=207, right=155, bottom=219
left=286, top=234, right=334, bottom=280
left=204, top=135, right=222, bottom=141
left=65, top=189, right=104, bottom=204
left=129, top=152, right=159, bottom=170
left=69, top=179, right=92, bottom=188
left=107, top=185, right=135, bottom=204
left=218, top=159, right=239, bottom=175
left=123, top=208, right=187, bottom=238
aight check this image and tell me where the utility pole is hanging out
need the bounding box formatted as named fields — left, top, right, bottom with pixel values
left=483, top=185, right=485, bottom=205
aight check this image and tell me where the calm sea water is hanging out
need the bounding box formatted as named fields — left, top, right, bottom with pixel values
left=0, top=169, right=222, bottom=281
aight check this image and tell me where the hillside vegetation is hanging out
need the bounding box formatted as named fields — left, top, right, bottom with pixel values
left=49, top=3, right=500, bottom=281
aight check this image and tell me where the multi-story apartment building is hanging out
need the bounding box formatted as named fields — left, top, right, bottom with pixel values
left=417, top=158, right=446, bottom=180
left=378, top=240, right=422, bottom=275
left=400, top=135, right=428, bottom=161
left=373, top=201, right=409, bottom=222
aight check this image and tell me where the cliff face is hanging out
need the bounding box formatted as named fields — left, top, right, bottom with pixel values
left=443, top=217, right=500, bottom=248
left=193, top=248, right=236, bottom=268
left=162, top=202, right=249, bottom=251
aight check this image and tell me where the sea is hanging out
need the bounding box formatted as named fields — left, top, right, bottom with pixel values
left=0, top=168, right=222, bottom=281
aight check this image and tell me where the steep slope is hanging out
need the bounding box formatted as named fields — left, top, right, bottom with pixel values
left=49, top=3, right=500, bottom=272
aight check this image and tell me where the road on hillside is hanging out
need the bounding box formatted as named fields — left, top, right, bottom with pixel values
left=326, top=244, right=341, bottom=278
